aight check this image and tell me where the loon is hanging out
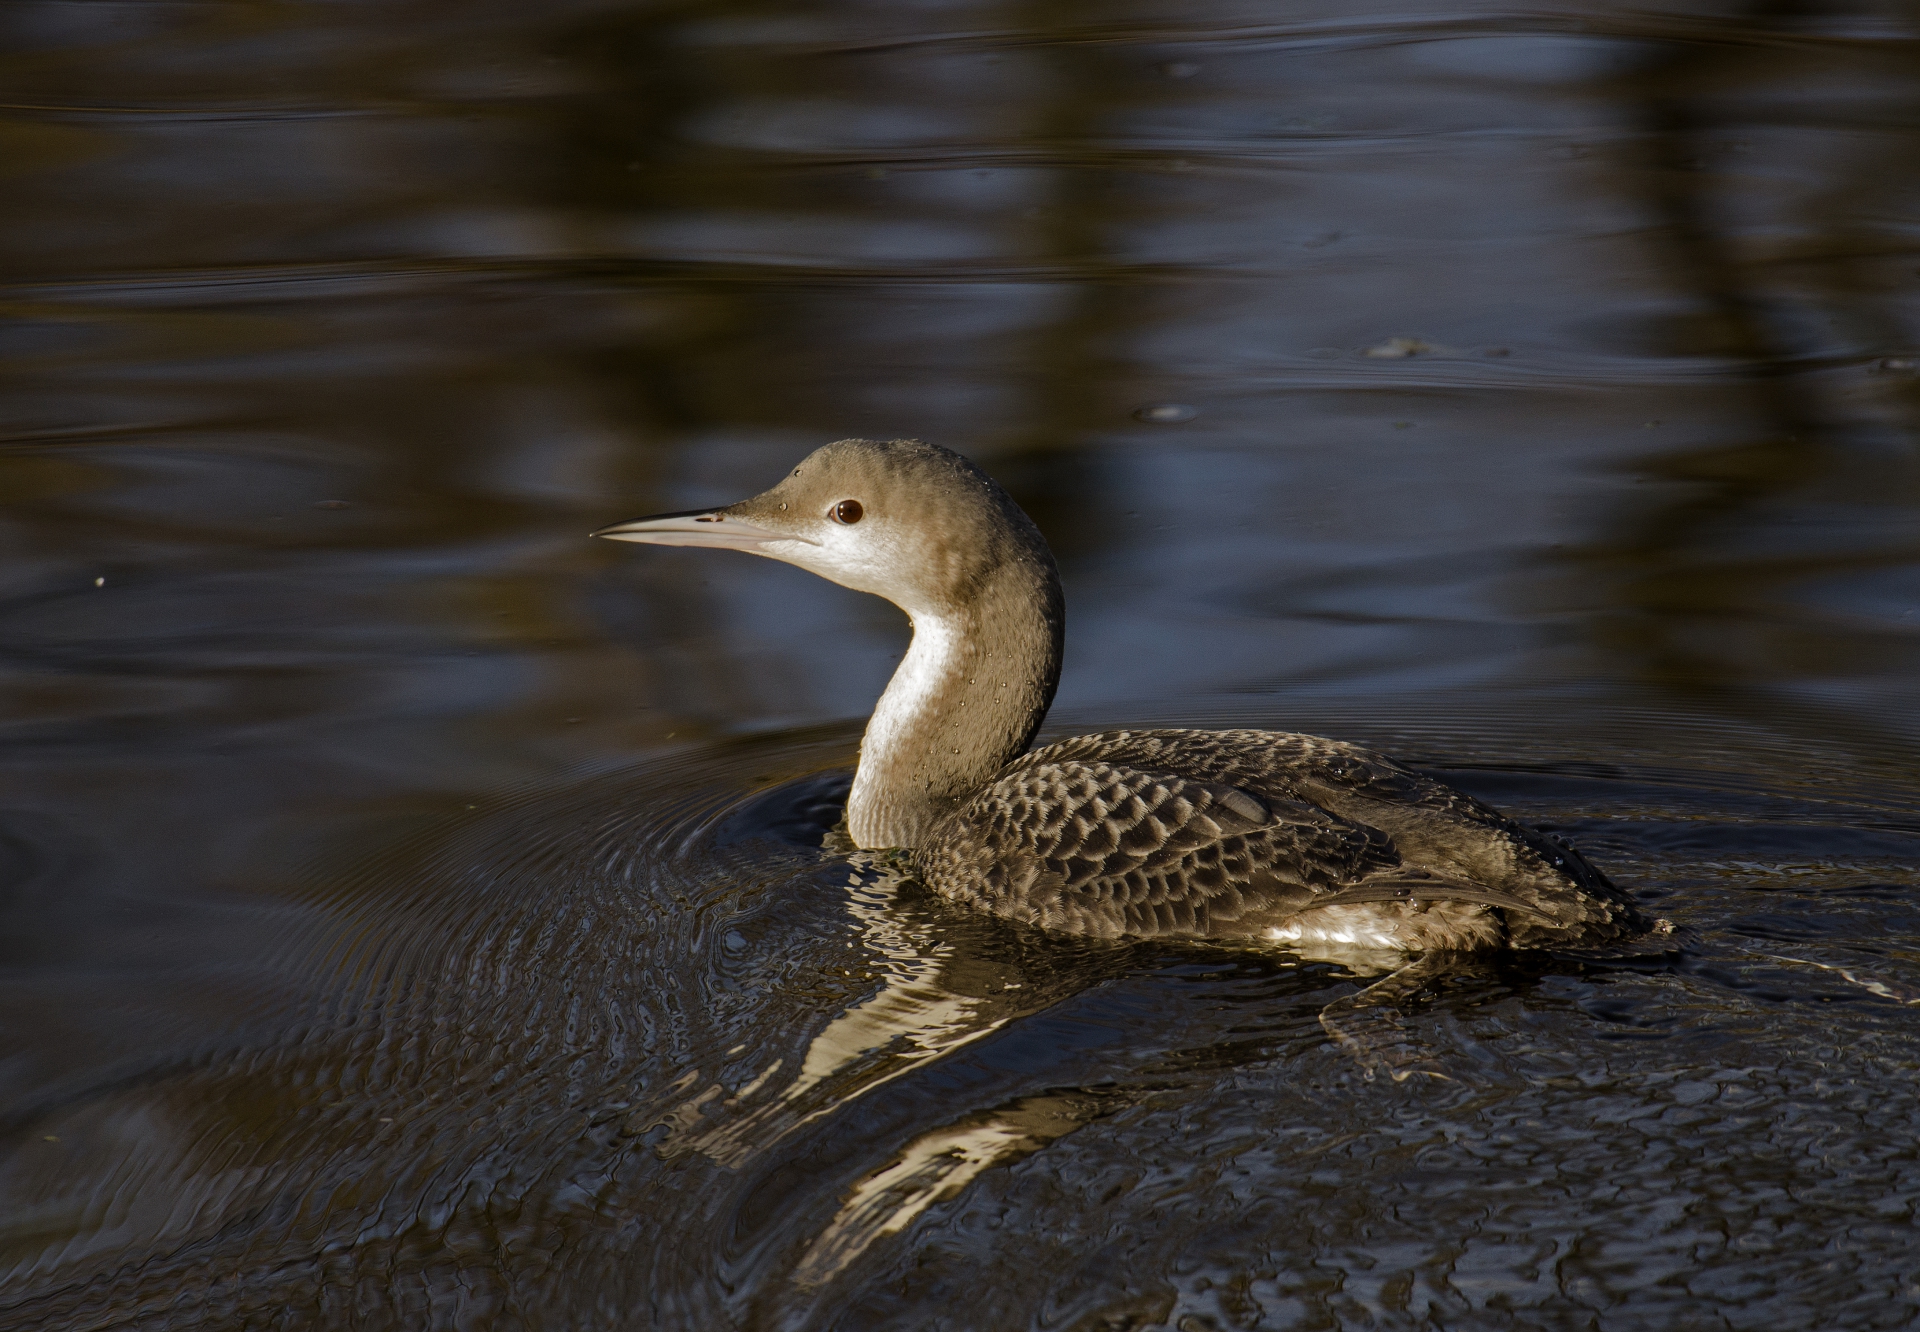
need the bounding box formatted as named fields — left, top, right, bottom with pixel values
left=597, top=437, right=1664, bottom=957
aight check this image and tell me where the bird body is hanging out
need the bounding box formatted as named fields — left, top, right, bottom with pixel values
left=916, top=726, right=1644, bottom=952
left=598, top=437, right=1662, bottom=957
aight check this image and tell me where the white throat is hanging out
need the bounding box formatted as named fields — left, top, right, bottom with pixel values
left=846, top=613, right=965, bottom=849
left=830, top=535, right=1063, bottom=852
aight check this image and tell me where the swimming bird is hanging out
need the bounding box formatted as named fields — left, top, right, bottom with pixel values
left=596, top=437, right=1666, bottom=959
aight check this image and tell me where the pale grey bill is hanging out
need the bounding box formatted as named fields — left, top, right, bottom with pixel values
left=592, top=508, right=809, bottom=550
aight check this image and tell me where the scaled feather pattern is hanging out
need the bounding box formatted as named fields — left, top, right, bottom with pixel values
left=914, top=729, right=1651, bottom=950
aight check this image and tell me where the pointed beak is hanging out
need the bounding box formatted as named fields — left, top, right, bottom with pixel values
left=592, top=507, right=807, bottom=551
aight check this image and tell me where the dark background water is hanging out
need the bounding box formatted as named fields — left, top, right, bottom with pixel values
left=3, top=2, right=1920, bottom=1329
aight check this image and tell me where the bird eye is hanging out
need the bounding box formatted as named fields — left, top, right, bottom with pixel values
left=831, top=499, right=864, bottom=524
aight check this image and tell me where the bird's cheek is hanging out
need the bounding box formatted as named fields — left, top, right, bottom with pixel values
left=787, top=541, right=882, bottom=592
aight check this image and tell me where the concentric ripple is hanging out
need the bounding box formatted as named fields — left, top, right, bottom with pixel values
left=2, top=703, right=1918, bottom=1329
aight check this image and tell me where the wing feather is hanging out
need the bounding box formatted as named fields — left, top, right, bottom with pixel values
left=959, top=729, right=1651, bottom=947
left=915, top=760, right=1400, bottom=937
left=910, top=729, right=1656, bottom=949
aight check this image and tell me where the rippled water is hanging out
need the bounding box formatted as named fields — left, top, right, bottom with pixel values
left=4, top=1, right=1919, bottom=1328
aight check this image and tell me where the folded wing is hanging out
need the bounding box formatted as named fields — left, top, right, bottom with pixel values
left=914, top=759, right=1522, bottom=938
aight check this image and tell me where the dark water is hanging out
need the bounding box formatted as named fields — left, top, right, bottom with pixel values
left=4, top=2, right=1920, bottom=1328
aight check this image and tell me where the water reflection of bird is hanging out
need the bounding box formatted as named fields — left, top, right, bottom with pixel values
left=598, top=438, right=1674, bottom=1069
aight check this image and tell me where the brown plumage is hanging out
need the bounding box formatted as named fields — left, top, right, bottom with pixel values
left=598, top=437, right=1667, bottom=957
left=916, top=728, right=1648, bottom=952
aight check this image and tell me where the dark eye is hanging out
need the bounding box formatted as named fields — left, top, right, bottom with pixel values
left=831, top=499, right=864, bottom=524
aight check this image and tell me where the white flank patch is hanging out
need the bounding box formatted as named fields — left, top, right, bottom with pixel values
left=1267, top=908, right=1411, bottom=951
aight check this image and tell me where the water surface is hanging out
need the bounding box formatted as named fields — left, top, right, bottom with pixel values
left=3, top=1, right=1919, bottom=1328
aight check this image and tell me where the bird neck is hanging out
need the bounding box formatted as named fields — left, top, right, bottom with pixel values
left=846, top=560, right=1063, bottom=849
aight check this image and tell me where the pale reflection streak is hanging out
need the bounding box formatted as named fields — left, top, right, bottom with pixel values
left=654, top=864, right=1125, bottom=1291
left=789, top=1091, right=1101, bottom=1290
left=663, top=868, right=1028, bottom=1169
left=1755, top=950, right=1920, bottom=1004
